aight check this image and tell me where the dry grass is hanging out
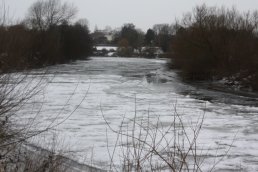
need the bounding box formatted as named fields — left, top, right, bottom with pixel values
left=102, top=99, right=234, bottom=172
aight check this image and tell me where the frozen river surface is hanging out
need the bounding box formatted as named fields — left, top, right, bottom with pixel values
left=15, top=57, right=258, bottom=171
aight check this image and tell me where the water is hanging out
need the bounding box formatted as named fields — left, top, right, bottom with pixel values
left=14, top=57, right=258, bottom=171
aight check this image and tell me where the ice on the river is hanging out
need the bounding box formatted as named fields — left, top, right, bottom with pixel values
left=12, top=57, right=258, bottom=171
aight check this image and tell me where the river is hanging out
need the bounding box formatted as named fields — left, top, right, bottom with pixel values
left=14, top=57, right=258, bottom=171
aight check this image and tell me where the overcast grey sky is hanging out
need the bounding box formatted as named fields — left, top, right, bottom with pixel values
left=3, top=0, right=258, bottom=31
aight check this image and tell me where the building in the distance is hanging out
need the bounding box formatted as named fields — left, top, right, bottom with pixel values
left=91, top=29, right=114, bottom=45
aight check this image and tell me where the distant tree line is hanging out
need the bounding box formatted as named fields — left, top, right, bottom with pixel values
left=114, top=23, right=175, bottom=57
left=169, top=5, right=258, bottom=90
left=91, top=23, right=175, bottom=57
left=111, top=23, right=144, bottom=57
left=0, top=0, right=92, bottom=72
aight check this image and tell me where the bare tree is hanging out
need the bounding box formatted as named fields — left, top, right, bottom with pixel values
left=27, top=0, right=77, bottom=30
left=0, top=0, right=6, bottom=26
left=103, top=102, right=234, bottom=172
left=75, top=18, right=89, bottom=28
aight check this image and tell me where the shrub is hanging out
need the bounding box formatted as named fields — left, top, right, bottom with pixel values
left=170, top=5, right=258, bottom=90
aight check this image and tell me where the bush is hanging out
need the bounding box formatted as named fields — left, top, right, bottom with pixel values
left=0, top=22, right=92, bottom=72
left=170, top=5, right=258, bottom=90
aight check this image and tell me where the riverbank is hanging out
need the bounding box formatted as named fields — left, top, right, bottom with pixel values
left=1, top=142, right=106, bottom=172
left=184, top=78, right=258, bottom=97
left=179, top=78, right=258, bottom=106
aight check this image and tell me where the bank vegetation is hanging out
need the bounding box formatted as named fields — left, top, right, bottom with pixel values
left=0, top=0, right=92, bottom=72
left=170, top=5, right=258, bottom=91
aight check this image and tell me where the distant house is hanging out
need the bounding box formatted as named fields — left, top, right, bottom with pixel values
left=141, top=47, right=164, bottom=58
left=95, top=46, right=117, bottom=52
left=93, top=46, right=118, bottom=57
left=93, top=46, right=164, bottom=58
left=91, top=29, right=114, bottom=45
left=105, top=33, right=114, bottom=42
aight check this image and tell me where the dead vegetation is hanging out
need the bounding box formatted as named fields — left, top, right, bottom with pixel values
left=102, top=100, right=233, bottom=172
left=170, top=4, right=258, bottom=90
